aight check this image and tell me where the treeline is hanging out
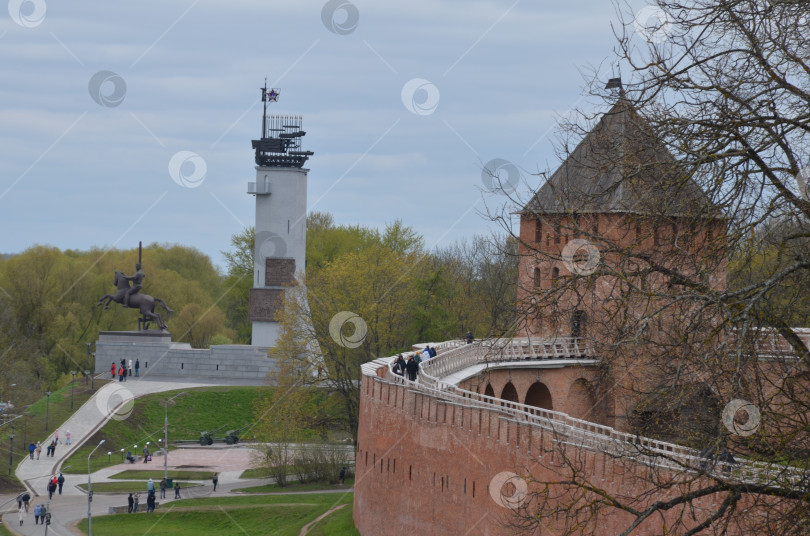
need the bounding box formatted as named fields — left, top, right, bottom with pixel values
left=0, top=243, right=236, bottom=403
left=252, top=213, right=518, bottom=441
left=0, top=213, right=517, bottom=406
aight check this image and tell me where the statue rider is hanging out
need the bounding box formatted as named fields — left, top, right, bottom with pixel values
left=123, top=263, right=145, bottom=308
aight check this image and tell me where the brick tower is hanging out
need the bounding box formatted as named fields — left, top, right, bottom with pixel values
left=516, top=97, right=727, bottom=430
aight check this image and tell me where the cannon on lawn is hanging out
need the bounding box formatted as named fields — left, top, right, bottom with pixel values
left=225, top=426, right=249, bottom=445
left=199, top=424, right=228, bottom=446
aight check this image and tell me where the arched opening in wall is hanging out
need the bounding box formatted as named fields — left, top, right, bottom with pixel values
left=571, top=310, right=585, bottom=338
left=566, top=378, right=600, bottom=423
left=525, top=381, right=553, bottom=411
left=501, top=382, right=519, bottom=404
left=629, top=382, right=722, bottom=448
left=483, top=383, right=495, bottom=400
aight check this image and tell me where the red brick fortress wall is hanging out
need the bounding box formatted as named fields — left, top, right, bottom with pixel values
left=352, top=367, right=753, bottom=536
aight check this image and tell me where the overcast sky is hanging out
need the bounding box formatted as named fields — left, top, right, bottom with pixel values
left=0, top=0, right=657, bottom=271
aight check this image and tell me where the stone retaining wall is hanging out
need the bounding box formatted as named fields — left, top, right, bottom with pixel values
left=93, top=331, right=276, bottom=381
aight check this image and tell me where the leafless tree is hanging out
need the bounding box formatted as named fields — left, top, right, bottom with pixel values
left=487, top=0, right=810, bottom=533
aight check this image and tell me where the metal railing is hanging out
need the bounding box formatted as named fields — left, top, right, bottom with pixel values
left=417, top=337, right=594, bottom=388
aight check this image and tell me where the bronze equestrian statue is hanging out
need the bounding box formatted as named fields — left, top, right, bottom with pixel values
left=97, top=267, right=173, bottom=330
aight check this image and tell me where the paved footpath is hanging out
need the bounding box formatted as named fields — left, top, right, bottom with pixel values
left=1, top=375, right=268, bottom=535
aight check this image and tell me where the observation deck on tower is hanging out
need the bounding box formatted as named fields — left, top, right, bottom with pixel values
left=251, top=85, right=313, bottom=168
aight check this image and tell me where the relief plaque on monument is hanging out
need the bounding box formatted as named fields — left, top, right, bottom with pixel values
left=265, top=258, right=296, bottom=287
left=249, top=288, right=285, bottom=322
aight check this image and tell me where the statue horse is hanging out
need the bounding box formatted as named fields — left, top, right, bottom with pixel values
left=97, top=271, right=174, bottom=330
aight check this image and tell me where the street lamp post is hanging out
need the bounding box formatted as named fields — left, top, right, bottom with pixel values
left=162, top=392, right=187, bottom=482
left=85, top=343, right=95, bottom=390
left=70, top=371, right=77, bottom=410
left=44, top=391, right=52, bottom=432
left=7, top=433, right=13, bottom=476
left=87, top=439, right=106, bottom=536
left=107, top=451, right=111, bottom=464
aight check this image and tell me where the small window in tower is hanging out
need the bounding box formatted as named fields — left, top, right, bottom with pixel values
left=535, top=220, right=542, bottom=242
left=551, top=267, right=559, bottom=286
left=533, top=267, right=541, bottom=287
left=546, top=232, right=551, bottom=247
left=554, top=223, right=561, bottom=244
left=571, top=310, right=585, bottom=338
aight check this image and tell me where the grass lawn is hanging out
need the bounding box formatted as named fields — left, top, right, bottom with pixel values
left=0, top=379, right=109, bottom=493
left=62, top=386, right=263, bottom=474
left=77, top=481, right=203, bottom=493
left=75, top=491, right=359, bottom=535
left=234, top=477, right=355, bottom=493
left=109, top=469, right=216, bottom=480
left=0, top=522, right=14, bottom=536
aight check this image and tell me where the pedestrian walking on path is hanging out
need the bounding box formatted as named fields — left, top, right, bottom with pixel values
left=147, top=493, right=155, bottom=512
left=65, top=430, right=71, bottom=445
left=57, top=473, right=65, bottom=494
left=127, top=493, right=134, bottom=513
left=133, top=492, right=140, bottom=513
left=212, top=473, right=218, bottom=491
left=160, top=478, right=166, bottom=499
left=147, top=478, right=155, bottom=494
left=36, top=441, right=41, bottom=459
left=135, top=358, right=140, bottom=377
left=174, top=481, right=181, bottom=499
left=28, top=442, right=35, bottom=460
left=18, top=506, right=25, bottom=526
left=34, top=504, right=41, bottom=525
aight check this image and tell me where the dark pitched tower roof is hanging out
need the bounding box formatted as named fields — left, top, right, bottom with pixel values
left=523, top=99, right=719, bottom=218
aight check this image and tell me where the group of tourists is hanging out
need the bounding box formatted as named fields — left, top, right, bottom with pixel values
left=112, top=358, right=140, bottom=381
left=392, top=345, right=437, bottom=381
left=45, top=473, right=65, bottom=499
left=128, top=477, right=182, bottom=512
left=28, top=431, right=67, bottom=461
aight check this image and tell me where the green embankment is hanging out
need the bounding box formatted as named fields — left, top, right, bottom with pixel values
left=77, top=481, right=202, bottom=493
left=76, top=492, right=360, bottom=536
left=234, top=477, right=355, bottom=493
left=62, top=386, right=261, bottom=474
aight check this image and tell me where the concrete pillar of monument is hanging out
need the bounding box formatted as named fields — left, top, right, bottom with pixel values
left=248, top=86, right=313, bottom=347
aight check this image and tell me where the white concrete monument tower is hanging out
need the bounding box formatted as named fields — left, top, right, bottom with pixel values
left=248, top=84, right=313, bottom=346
